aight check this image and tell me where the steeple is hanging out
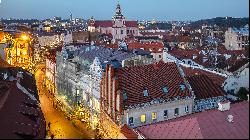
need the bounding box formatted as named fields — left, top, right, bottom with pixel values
left=113, top=2, right=124, bottom=19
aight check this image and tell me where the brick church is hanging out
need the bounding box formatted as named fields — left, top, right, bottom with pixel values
left=88, top=3, right=139, bottom=41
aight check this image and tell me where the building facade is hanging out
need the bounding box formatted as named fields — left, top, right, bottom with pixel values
left=5, top=32, right=34, bottom=72
left=99, top=61, right=195, bottom=138
left=225, top=26, right=249, bottom=50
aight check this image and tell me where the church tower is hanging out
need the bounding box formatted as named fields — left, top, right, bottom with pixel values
left=112, top=3, right=126, bottom=40
left=88, top=16, right=96, bottom=32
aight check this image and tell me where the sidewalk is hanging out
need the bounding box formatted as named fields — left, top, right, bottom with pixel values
left=42, top=86, right=96, bottom=139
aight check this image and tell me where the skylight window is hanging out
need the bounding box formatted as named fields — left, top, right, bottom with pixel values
left=123, top=92, right=128, bottom=100
left=143, top=89, right=149, bottom=97
left=162, top=87, right=168, bottom=94
left=179, top=84, right=186, bottom=91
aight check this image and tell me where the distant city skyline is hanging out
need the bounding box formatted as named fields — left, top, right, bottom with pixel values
left=0, top=0, right=249, bottom=21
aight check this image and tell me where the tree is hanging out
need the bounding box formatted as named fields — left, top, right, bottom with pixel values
left=236, top=87, right=249, bottom=100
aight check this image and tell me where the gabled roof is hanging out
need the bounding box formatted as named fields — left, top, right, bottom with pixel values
left=117, top=61, right=192, bottom=108
left=136, top=101, right=249, bottom=139
left=121, top=124, right=138, bottom=139
left=0, top=80, right=46, bottom=139
left=186, top=75, right=225, bottom=100
left=181, top=66, right=226, bottom=86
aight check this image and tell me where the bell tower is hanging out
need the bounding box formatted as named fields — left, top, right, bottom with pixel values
left=112, top=2, right=126, bottom=40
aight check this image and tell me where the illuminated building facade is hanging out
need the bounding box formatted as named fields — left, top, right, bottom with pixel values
left=5, top=32, right=34, bottom=71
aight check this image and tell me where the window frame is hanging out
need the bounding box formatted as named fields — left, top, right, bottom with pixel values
left=143, top=89, right=149, bottom=97
left=174, top=108, right=179, bottom=116
left=163, top=110, right=168, bottom=118
left=140, top=114, right=146, bottom=123
left=152, top=112, right=157, bottom=121
left=129, top=117, right=134, bottom=125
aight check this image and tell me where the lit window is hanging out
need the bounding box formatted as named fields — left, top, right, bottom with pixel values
left=174, top=108, right=179, bottom=116
left=185, top=106, right=189, bottom=113
left=129, top=117, right=133, bottom=125
left=179, top=84, right=186, bottom=91
left=162, top=87, right=168, bottom=94
left=152, top=112, right=157, bottom=120
left=140, top=114, right=146, bottom=123
left=143, top=88, right=149, bottom=97
left=164, top=110, right=168, bottom=118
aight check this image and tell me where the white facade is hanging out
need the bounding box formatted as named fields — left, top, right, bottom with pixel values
left=38, top=33, right=64, bottom=47
left=225, top=27, right=249, bottom=50
left=193, top=96, right=225, bottom=112
left=123, top=98, right=194, bottom=128
left=223, top=64, right=249, bottom=94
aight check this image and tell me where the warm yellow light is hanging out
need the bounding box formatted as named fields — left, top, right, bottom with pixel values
left=21, top=35, right=29, bottom=40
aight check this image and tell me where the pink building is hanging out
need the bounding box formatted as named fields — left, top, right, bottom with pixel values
left=88, top=3, right=139, bottom=41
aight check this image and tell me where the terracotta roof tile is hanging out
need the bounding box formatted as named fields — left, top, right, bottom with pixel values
left=186, top=75, right=225, bottom=100
left=182, top=66, right=226, bottom=86
left=136, top=101, right=249, bottom=139
left=117, top=61, right=192, bottom=108
left=121, top=124, right=138, bottom=139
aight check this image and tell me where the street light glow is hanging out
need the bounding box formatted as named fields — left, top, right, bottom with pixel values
left=21, top=35, right=29, bottom=40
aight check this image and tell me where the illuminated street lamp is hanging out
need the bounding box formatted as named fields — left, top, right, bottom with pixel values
left=21, top=34, right=29, bottom=41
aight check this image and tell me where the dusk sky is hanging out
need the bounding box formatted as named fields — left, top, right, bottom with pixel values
left=0, top=0, right=249, bottom=21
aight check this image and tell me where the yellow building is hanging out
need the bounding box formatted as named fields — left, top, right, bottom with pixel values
left=5, top=33, right=34, bottom=71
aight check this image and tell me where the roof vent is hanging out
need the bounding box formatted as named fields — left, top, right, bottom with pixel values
left=218, top=100, right=230, bottom=111
left=227, top=115, right=234, bottom=123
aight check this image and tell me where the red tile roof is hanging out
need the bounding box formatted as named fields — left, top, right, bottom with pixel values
left=94, top=20, right=138, bottom=28
left=136, top=101, right=249, bottom=139
left=0, top=58, right=12, bottom=68
left=121, top=124, right=138, bottom=139
left=169, top=49, right=200, bottom=59
left=117, top=61, right=192, bottom=108
left=181, top=66, right=226, bottom=86
left=127, top=42, right=164, bottom=53
left=227, top=58, right=249, bottom=73
left=186, top=75, right=225, bottom=100
left=125, top=21, right=138, bottom=27
left=94, top=21, right=113, bottom=27
left=218, top=45, right=245, bottom=56
left=0, top=80, right=46, bottom=139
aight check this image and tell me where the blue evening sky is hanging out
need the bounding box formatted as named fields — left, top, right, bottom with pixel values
left=0, top=0, right=249, bottom=21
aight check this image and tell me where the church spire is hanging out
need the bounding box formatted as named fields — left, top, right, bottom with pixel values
left=113, top=2, right=124, bottom=19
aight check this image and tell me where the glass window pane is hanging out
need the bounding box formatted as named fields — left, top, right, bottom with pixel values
left=141, top=115, right=146, bottom=123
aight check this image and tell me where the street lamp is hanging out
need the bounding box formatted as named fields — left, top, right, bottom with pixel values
left=21, top=34, right=29, bottom=41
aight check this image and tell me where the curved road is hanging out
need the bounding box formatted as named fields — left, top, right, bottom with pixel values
left=35, top=68, right=92, bottom=139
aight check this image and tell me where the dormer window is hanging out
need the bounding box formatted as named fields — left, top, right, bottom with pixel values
left=162, top=87, right=168, bottom=94
left=123, top=92, right=128, bottom=100
left=143, top=88, right=149, bottom=97
left=179, top=84, right=186, bottom=91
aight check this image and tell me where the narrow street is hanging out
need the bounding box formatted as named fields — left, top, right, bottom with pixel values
left=35, top=68, right=93, bottom=139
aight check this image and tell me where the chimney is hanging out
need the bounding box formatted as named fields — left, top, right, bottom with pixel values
left=227, top=115, right=234, bottom=123
left=218, top=100, right=230, bottom=111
